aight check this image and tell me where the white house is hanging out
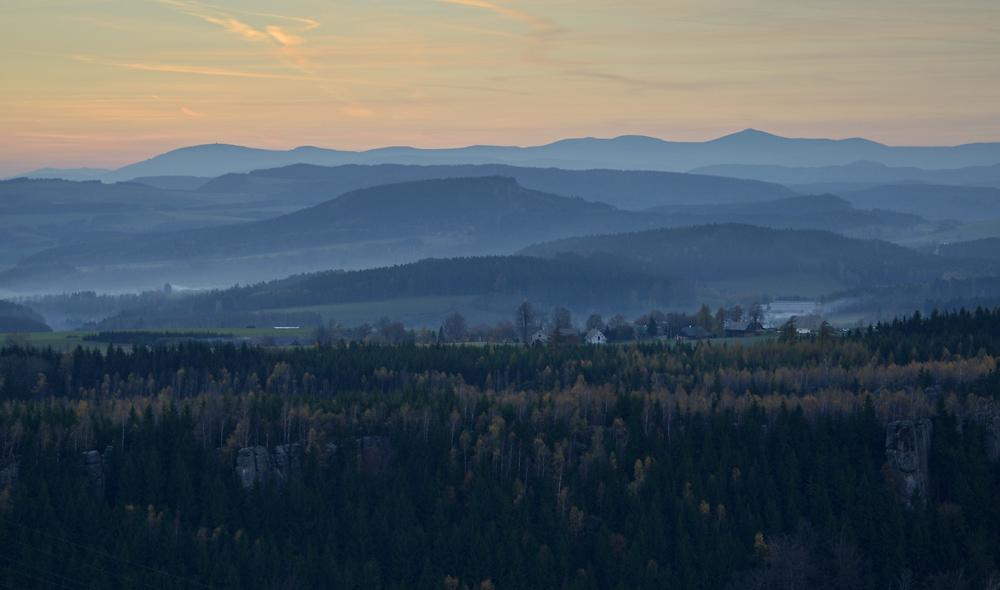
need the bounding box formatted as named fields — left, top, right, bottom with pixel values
left=530, top=329, right=550, bottom=343
left=584, top=329, right=607, bottom=344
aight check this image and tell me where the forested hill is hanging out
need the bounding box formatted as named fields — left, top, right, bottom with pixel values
left=17, top=177, right=663, bottom=269
left=647, top=194, right=925, bottom=234
left=0, top=311, right=999, bottom=589
left=940, top=238, right=1000, bottom=260
left=80, top=225, right=1000, bottom=330
left=521, top=224, right=1000, bottom=286
left=85, top=253, right=692, bottom=329
left=0, top=300, right=50, bottom=333
left=202, top=162, right=796, bottom=210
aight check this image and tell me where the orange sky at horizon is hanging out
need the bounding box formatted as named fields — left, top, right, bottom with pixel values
left=2, top=0, right=999, bottom=175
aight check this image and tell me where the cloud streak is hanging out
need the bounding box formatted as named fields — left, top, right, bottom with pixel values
left=424, top=0, right=571, bottom=70
left=428, top=0, right=557, bottom=35
left=72, top=55, right=324, bottom=81
left=151, top=0, right=320, bottom=73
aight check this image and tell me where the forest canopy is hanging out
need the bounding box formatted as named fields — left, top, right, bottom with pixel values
left=0, top=309, right=998, bottom=589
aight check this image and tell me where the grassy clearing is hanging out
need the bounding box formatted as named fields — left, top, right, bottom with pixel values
left=275, top=295, right=499, bottom=328
left=2, top=331, right=103, bottom=352
left=1, top=327, right=317, bottom=352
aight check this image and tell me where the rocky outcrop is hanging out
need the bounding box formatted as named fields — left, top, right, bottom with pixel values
left=236, top=446, right=275, bottom=489
left=234, top=441, right=350, bottom=488
left=885, top=419, right=932, bottom=506
left=274, top=443, right=304, bottom=481
left=81, top=446, right=112, bottom=498
left=236, top=442, right=317, bottom=489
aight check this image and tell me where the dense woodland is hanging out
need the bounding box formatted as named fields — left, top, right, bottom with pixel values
left=0, top=310, right=999, bottom=589
left=521, top=225, right=1000, bottom=287
left=71, top=254, right=692, bottom=331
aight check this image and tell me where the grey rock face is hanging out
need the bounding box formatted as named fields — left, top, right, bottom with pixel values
left=236, top=443, right=308, bottom=489
left=81, top=446, right=112, bottom=498
left=273, top=443, right=304, bottom=483
left=885, top=419, right=932, bottom=507
left=236, top=446, right=273, bottom=489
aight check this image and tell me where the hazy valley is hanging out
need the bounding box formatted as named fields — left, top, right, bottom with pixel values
left=2, top=130, right=1000, bottom=335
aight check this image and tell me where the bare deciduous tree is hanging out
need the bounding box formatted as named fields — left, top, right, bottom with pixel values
left=443, top=311, right=467, bottom=342
left=514, top=301, right=537, bottom=342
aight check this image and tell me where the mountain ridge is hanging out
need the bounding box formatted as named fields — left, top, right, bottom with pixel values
left=11, top=129, right=1000, bottom=182
left=5, top=176, right=672, bottom=293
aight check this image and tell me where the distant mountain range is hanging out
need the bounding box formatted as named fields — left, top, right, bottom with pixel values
left=10, top=129, right=1000, bottom=182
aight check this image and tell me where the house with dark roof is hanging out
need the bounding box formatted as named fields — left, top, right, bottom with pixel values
left=679, top=326, right=712, bottom=340
left=724, top=321, right=764, bottom=338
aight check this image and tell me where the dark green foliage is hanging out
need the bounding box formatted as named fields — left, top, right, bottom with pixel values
left=0, top=310, right=998, bottom=589
left=0, top=300, right=51, bottom=333
left=86, top=254, right=693, bottom=330
left=939, top=238, right=1000, bottom=260
left=521, top=224, right=999, bottom=286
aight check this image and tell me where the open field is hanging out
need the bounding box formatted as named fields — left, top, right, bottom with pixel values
left=1, top=326, right=317, bottom=352
left=277, top=295, right=498, bottom=328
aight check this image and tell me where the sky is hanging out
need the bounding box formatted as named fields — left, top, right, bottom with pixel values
left=1, top=0, right=999, bottom=175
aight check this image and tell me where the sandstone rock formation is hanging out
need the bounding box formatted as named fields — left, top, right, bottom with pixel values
left=235, top=442, right=315, bottom=489
left=236, top=446, right=275, bottom=489
left=81, top=446, right=112, bottom=498
left=885, top=419, right=932, bottom=507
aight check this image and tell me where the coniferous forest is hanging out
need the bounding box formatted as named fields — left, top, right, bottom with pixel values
left=1, top=309, right=999, bottom=589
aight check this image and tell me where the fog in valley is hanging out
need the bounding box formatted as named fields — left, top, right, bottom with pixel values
left=2, top=130, right=999, bottom=337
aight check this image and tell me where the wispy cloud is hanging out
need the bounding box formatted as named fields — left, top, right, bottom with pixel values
left=72, top=55, right=324, bottom=80
left=567, top=69, right=696, bottom=92
left=150, top=0, right=321, bottom=73
left=427, top=0, right=557, bottom=35
left=153, top=0, right=266, bottom=40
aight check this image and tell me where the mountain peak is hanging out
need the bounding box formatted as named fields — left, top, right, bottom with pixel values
left=711, top=129, right=784, bottom=144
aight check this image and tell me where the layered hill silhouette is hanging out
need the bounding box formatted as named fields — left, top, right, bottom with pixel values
left=520, top=224, right=999, bottom=287
left=18, top=176, right=661, bottom=266
left=691, top=160, right=1000, bottom=188
left=13, top=129, right=1000, bottom=181
left=839, top=184, right=1000, bottom=222
left=200, top=162, right=796, bottom=210
left=7, top=177, right=673, bottom=292
left=83, top=224, right=1000, bottom=330
left=647, top=194, right=925, bottom=235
